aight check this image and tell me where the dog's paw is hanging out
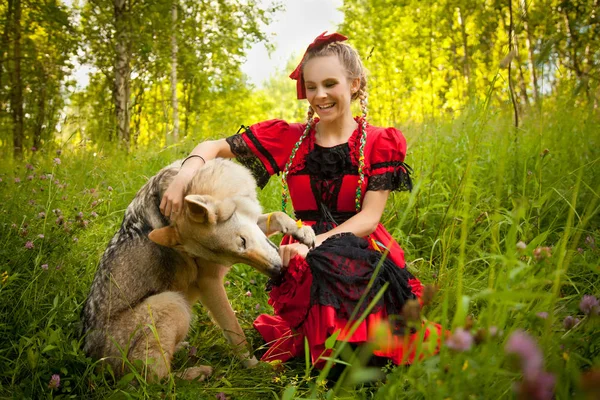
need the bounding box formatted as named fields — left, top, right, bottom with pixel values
left=175, top=341, right=190, bottom=352
left=179, top=365, right=213, bottom=381
left=292, top=225, right=316, bottom=249
left=242, top=356, right=259, bottom=368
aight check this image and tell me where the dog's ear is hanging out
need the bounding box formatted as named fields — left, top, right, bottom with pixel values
left=148, top=226, right=180, bottom=247
left=185, top=195, right=237, bottom=224
left=216, top=198, right=237, bottom=222
left=185, top=195, right=218, bottom=224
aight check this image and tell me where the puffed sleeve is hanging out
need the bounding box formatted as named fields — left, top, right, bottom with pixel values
left=225, top=119, right=303, bottom=188
left=365, top=127, right=413, bottom=192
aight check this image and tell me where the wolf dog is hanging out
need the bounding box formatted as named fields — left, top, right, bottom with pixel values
left=81, top=158, right=315, bottom=381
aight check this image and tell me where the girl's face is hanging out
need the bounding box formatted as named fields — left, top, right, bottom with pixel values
left=303, top=55, right=360, bottom=124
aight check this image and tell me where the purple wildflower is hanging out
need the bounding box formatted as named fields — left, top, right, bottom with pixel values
left=563, top=316, right=580, bottom=330
left=91, top=200, right=98, bottom=208
left=579, top=295, right=599, bottom=316
left=533, top=246, right=552, bottom=261
left=27, top=175, right=34, bottom=181
left=577, top=247, right=584, bottom=254
left=224, top=281, right=230, bottom=286
left=516, top=370, right=556, bottom=400
left=31, top=146, right=37, bottom=152
left=585, top=235, right=595, bottom=248
left=38, top=234, right=44, bottom=239
left=11, top=223, right=17, bottom=229
left=26, top=163, right=34, bottom=170
left=488, top=326, right=499, bottom=337
left=14, top=177, right=21, bottom=183
left=255, top=304, right=260, bottom=310
left=39, top=174, right=46, bottom=180
left=505, top=330, right=543, bottom=379
left=41, top=264, right=48, bottom=270
left=90, top=211, right=98, bottom=218
left=516, top=241, right=527, bottom=251
left=216, top=392, right=227, bottom=400
left=107, top=186, right=113, bottom=192
left=188, top=346, right=197, bottom=357
left=76, top=211, right=83, bottom=220
left=25, top=241, right=34, bottom=249
left=53, top=158, right=61, bottom=165
left=536, top=312, right=548, bottom=319
left=48, top=374, right=60, bottom=389
left=245, top=291, right=252, bottom=297
left=446, top=328, right=474, bottom=352
left=38, top=212, right=46, bottom=218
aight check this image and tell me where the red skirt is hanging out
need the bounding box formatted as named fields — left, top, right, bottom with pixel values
left=253, top=224, right=443, bottom=368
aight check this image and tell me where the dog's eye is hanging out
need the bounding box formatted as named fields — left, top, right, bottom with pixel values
left=240, top=237, right=247, bottom=249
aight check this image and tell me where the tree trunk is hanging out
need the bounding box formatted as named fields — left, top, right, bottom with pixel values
left=0, top=0, right=14, bottom=93
left=520, top=0, right=539, bottom=103
left=508, top=0, right=519, bottom=128
left=184, top=80, right=191, bottom=137
left=513, top=33, right=530, bottom=106
left=10, top=0, right=23, bottom=158
left=457, top=7, right=471, bottom=95
left=33, top=83, right=47, bottom=150
left=170, top=0, right=179, bottom=142
left=114, top=0, right=130, bottom=147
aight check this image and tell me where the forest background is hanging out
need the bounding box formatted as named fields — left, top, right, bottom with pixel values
left=0, top=0, right=599, bottom=399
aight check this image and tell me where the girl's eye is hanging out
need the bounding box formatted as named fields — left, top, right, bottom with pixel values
left=325, top=82, right=336, bottom=88
left=241, top=237, right=247, bottom=249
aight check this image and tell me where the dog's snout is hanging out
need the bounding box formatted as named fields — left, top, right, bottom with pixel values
left=266, top=263, right=282, bottom=279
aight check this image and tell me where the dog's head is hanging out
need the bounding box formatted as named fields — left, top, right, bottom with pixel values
left=149, top=194, right=282, bottom=278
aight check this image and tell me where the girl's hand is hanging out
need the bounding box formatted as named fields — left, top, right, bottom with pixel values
left=279, top=243, right=310, bottom=267
left=160, top=169, right=196, bottom=217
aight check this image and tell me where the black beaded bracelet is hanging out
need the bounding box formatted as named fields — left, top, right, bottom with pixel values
left=181, top=154, right=206, bottom=167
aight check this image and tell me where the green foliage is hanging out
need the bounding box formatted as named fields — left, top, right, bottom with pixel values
left=0, top=0, right=78, bottom=157
left=1, top=102, right=599, bottom=398
left=339, top=0, right=600, bottom=126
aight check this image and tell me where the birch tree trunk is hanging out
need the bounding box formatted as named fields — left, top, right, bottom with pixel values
left=457, top=7, right=471, bottom=95
left=114, top=0, right=130, bottom=146
left=520, top=0, right=539, bottom=103
left=0, top=0, right=14, bottom=92
left=170, top=0, right=179, bottom=142
left=11, top=0, right=24, bottom=158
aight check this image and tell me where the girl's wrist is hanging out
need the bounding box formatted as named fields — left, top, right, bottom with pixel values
left=179, top=156, right=205, bottom=174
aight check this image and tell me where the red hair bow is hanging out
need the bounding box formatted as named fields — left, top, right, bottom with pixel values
left=289, top=31, right=348, bottom=99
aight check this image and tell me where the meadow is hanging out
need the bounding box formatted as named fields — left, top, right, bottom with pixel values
left=0, top=103, right=599, bottom=399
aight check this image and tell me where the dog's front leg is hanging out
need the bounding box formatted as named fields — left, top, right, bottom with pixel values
left=196, top=264, right=258, bottom=368
left=258, top=212, right=316, bottom=248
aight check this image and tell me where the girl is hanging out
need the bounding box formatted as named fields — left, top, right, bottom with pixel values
left=161, top=32, right=441, bottom=368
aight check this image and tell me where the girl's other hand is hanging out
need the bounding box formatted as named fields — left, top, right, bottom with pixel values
left=279, top=243, right=310, bottom=267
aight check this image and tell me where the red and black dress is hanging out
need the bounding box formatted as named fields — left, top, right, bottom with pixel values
left=226, top=118, right=442, bottom=368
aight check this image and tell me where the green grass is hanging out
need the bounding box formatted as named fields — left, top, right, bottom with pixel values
left=0, top=103, right=599, bottom=399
